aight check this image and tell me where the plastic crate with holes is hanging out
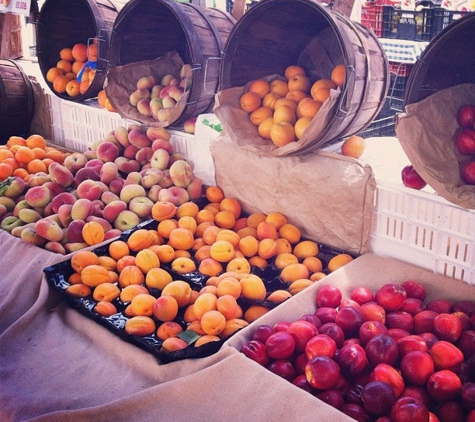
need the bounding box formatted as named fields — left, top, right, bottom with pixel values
left=361, top=1, right=385, bottom=36
left=45, top=93, right=126, bottom=152
left=381, top=6, right=471, bottom=41
left=368, top=181, right=475, bottom=284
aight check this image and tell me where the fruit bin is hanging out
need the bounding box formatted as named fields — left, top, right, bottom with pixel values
left=368, top=180, right=475, bottom=284
left=360, top=1, right=385, bottom=37
left=381, top=6, right=472, bottom=41
left=223, top=253, right=475, bottom=421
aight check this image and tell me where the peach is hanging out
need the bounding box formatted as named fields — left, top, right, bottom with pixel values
left=150, top=148, right=170, bottom=170
left=186, top=177, right=203, bottom=200
left=151, top=138, right=174, bottom=155
left=113, top=126, right=130, bottom=148
left=25, top=185, right=51, bottom=208
left=71, top=198, right=95, bottom=221
left=104, top=228, right=122, bottom=240
left=123, top=144, right=140, bottom=160
left=158, top=170, right=173, bottom=188
left=18, top=208, right=42, bottom=224
left=108, top=176, right=125, bottom=195
left=99, top=162, right=120, bottom=185
left=48, top=162, right=74, bottom=188
left=1, top=216, right=24, bottom=232
left=135, top=146, right=154, bottom=165
left=158, top=186, right=189, bottom=206
left=63, top=152, right=88, bottom=173
left=51, top=192, right=77, bottom=214
left=65, top=219, right=86, bottom=243
left=20, top=226, right=47, bottom=246
left=169, top=160, right=193, bottom=188
left=137, top=98, right=152, bottom=117
left=161, top=74, right=176, bottom=87
left=101, top=191, right=120, bottom=206
left=147, top=126, right=171, bottom=142
left=156, top=108, right=173, bottom=123
left=27, top=173, right=51, bottom=187
left=44, top=241, right=66, bottom=254
left=76, top=179, right=102, bottom=201
left=57, top=204, right=73, bottom=228
left=168, top=152, right=185, bottom=166
left=0, top=197, right=16, bottom=212
left=35, top=218, right=64, bottom=242
left=2, top=176, right=26, bottom=198
left=96, top=141, right=120, bottom=163
left=129, top=196, right=154, bottom=218
left=140, top=168, right=163, bottom=189
left=12, top=200, right=29, bottom=218
left=128, top=128, right=152, bottom=149
left=74, top=167, right=100, bottom=186
left=44, top=181, right=65, bottom=199
left=124, top=315, right=156, bottom=336
left=114, top=157, right=141, bottom=174
left=150, top=97, right=163, bottom=118
left=85, top=215, right=112, bottom=232
left=0, top=204, right=7, bottom=220
left=113, top=209, right=140, bottom=231
left=64, top=242, right=89, bottom=253
left=129, top=88, right=150, bottom=107
left=168, top=86, right=183, bottom=102
left=136, top=75, right=158, bottom=90
left=150, top=85, right=163, bottom=99
left=119, top=183, right=146, bottom=203
left=147, top=185, right=162, bottom=202
left=124, top=171, right=142, bottom=186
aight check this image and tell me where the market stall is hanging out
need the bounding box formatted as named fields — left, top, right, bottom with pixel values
left=1, top=0, right=474, bottom=421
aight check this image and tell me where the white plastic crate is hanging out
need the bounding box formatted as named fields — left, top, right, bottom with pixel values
left=369, top=180, right=475, bottom=285
left=59, top=100, right=125, bottom=152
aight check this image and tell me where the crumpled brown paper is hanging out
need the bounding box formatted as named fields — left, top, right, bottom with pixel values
left=396, top=83, right=475, bottom=209
left=210, top=133, right=376, bottom=255
left=104, top=51, right=188, bottom=127
left=214, top=81, right=341, bottom=158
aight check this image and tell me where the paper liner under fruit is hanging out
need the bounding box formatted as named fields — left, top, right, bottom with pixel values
left=104, top=51, right=190, bottom=127
left=396, top=83, right=475, bottom=209
left=214, top=75, right=341, bottom=158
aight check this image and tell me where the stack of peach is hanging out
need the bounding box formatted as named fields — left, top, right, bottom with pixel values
left=63, top=185, right=354, bottom=352
left=239, top=64, right=346, bottom=147
left=45, top=42, right=98, bottom=97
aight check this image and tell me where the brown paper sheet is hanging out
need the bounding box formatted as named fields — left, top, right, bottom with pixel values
left=104, top=51, right=187, bottom=127
left=210, top=133, right=376, bottom=255
left=396, top=83, right=475, bottom=209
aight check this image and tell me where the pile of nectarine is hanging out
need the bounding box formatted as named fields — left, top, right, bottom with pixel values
left=45, top=42, right=98, bottom=97
left=239, top=64, right=346, bottom=147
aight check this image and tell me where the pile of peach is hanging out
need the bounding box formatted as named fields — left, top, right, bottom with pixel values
left=60, top=186, right=354, bottom=353
left=45, top=42, right=98, bottom=97
left=0, top=126, right=202, bottom=254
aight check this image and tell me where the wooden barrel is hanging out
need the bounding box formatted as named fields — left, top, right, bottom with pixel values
left=405, top=12, right=475, bottom=106
left=109, top=0, right=236, bottom=127
left=36, top=0, right=121, bottom=102
left=0, top=60, right=35, bottom=144
left=219, top=0, right=390, bottom=153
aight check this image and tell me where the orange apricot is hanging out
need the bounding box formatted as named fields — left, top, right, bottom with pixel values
left=153, top=295, right=179, bottom=322
left=156, top=321, right=183, bottom=340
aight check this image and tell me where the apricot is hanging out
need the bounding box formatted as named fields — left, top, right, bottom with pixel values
left=152, top=244, right=175, bottom=264
left=116, top=255, right=136, bottom=273
left=198, top=258, right=223, bottom=277
left=94, top=301, right=118, bottom=317
left=97, top=256, right=117, bottom=272
left=216, top=276, right=241, bottom=299
left=267, top=289, right=292, bottom=303
left=288, top=278, right=314, bottom=295
left=248, top=255, right=268, bottom=269
left=216, top=294, right=239, bottom=320
left=256, top=221, right=278, bottom=240
left=161, top=280, right=193, bottom=308
left=70, top=250, right=99, bottom=273
left=240, top=91, right=261, bottom=113
left=219, top=197, right=241, bottom=219
left=238, top=235, right=259, bottom=257
left=280, top=262, right=310, bottom=283
left=168, top=227, right=195, bottom=250
left=93, top=282, right=120, bottom=302
left=328, top=253, right=354, bottom=272
left=176, top=201, right=199, bottom=219
left=124, top=316, right=156, bottom=336
left=120, top=284, right=150, bottom=303
left=274, top=252, right=299, bottom=269
left=171, top=256, right=196, bottom=274
left=157, top=218, right=178, bottom=238
left=310, top=272, right=327, bottom=281
left=135, top=248, right=160, bottom=274
left=161, top=337, right=188, bottom=352
left=130, top=293, right=156, bottom=317
left=194, top=245, right=212, bottom=262
left=127, top=229, right=154, bottom=252
left=240, top=274, right=266, bottom=301
left=279, top=223, right=301, bottom=244
left=226, top=257, right=251, bottom=274
left=82, top=220, right=105, bottom=246
left=200, top=310, right=226, bottom=336
left=219, top=318, right=249, bottom=338
left=118, top=265, right=145, bottom=287
left=81, top=265, right=110, bottom=287
left=195, top=335, right=221, bottom=347
left=145, top=267, right=173, bottom=290
left=153, top=295, right=179, bottom=322
left=202, top=225, right=221, bottom=245
left=244, top=305, right=269, bottom=323
left=177, top=216, right=197, bottom=234
left=193, top=292, right=218, bottom=319
left=183, top=303, right=198, bottom=323
left=186, top=320, right=206, bottom=335
left=214, top=210, right=236, bottom=229
left=205, top=186, right=225, bottom=203
left=210, top=240, right=235, bottom=263
left=302, top=256, right=323, bottom=273
left=65, top=283, right=92, bottom=298
left=156, top=321, right=183, bottom=340
left=293, top=240, right=319, bottom=259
